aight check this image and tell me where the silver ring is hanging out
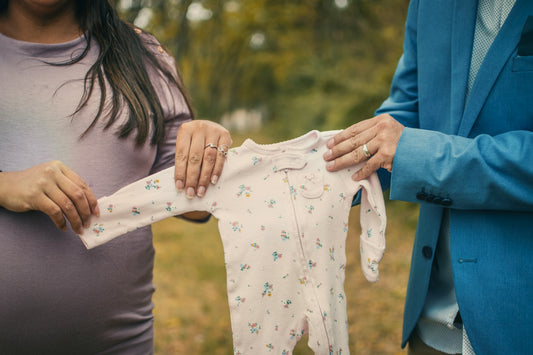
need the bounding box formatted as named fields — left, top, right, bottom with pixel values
left=362, top=144, right=371, bottom=158
left=217, top=147, right=228, bottom=157
left=219, top=144, right=229, bottom=151
left=204, top=143, right=218, bottom=149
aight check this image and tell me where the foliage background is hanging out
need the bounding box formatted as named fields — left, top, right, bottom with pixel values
left=117, top=0, right=415, bottom=353
left=119, top=0, right=409, bottom=138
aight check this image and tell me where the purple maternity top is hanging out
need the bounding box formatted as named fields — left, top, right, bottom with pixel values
left=0, top=31, right=190, bottom=354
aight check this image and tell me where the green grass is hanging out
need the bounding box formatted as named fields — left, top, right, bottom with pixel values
left=152, top=198, right=418, bottom=354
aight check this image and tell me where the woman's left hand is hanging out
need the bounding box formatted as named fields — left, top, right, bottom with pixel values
left=174, top=120, right=232, bottom=198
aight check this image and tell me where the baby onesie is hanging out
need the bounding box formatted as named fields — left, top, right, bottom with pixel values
left=80, top=130, right=386, bottom=355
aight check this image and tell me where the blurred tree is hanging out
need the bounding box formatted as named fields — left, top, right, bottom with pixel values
left=118, top=0, right=409, bottom=139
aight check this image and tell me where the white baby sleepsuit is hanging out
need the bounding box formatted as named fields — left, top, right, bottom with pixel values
left=80, top=130, right=386, bottom=355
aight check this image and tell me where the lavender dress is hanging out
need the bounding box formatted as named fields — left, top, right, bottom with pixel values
left=0, top=31, right=190, bottom=354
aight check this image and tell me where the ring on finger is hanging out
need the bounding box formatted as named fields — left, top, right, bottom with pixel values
left=362, top=144, right=371, bottom=158
left=205, top=143, right=218, bottom=150
left=217, top=147, right=228, bottom=157
left=219, top=144, right=229, bottom=151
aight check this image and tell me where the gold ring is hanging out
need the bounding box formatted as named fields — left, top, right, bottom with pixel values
left=362, top=144, right=371, bottom=158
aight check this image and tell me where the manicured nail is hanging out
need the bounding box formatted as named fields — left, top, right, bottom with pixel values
left=326, top=161, right=335, bottom=170
left=211, top=175, right=219, bottom=184
left=327, top=138, right=334, bottom=148
left=95, top=205, right=100, bottom=217
left=323, top=149, right=332, bottom=160
left=176, top=180, right=184, bottom=192
left=186, top=187, right=195, bottom=199
left=197, top=186, right=206, bottom=197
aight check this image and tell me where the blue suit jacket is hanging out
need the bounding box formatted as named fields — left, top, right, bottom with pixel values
left=375, top=0, right=533, bottom=353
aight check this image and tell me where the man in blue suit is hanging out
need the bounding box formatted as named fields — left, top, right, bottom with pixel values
left=324, top=0, right=532, bottom=354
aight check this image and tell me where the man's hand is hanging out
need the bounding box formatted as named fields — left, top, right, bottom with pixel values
left=323, top=114, right=404, bottom=180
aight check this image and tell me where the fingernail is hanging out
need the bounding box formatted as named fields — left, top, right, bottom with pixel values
left=326, top=161, right=335, bottom=170
left=176, top=180, right=184, bottom=192
left=94, top=206, right=100, bottom=217
left=327, top=138, right=334, bottom=148
left=186, top=187, right=195, bottom=199
left=197, top=186, right=206, bottom=197
left=211, top=175, right=219, bottom=184
left=323, top=150, right=332, bottom=160
left=352, top=172, right=361, bottom=181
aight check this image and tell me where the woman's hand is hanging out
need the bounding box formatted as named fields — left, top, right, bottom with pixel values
left=323, top=114, right=404, bottom=180
left=0, top=161, right=99, bottom=234
left=174, top=120, right=232, bottom=198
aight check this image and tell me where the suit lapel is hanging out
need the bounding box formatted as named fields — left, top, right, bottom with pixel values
left=458, top=0, right=533, bottom=137
left=449, top=0, right=478, bottom=135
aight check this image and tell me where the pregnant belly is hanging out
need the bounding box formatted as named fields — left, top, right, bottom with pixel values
left=0, top=211, right=155, bottom=354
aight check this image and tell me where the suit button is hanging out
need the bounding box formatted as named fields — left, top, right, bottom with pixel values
left=416, top=191, right=427, bottom=201
left=441, top=198, right=452, bottom=206
left=432, top=197, right=443, bottom=205
left=422, top=246, right=433, bottom=259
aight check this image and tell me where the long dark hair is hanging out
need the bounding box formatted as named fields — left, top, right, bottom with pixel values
left=0, top=0, right=194, bottom=146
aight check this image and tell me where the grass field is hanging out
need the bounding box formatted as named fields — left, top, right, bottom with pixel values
left=152, top=196, right=419, bottom=355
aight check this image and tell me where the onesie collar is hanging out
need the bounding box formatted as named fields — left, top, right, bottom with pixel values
left=242, top=130, right=321, bottom=155
left=242, top=130, right=323, bottom=171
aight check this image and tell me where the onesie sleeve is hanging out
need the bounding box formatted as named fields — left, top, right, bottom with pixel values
left=357, top=171, right=387, bottom=282
left=79, top=166, right=210, bottom=249
left=342, top=169, right=387, bottom=282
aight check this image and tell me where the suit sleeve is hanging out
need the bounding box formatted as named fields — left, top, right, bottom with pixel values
left=376, top=0, right=533, bottom=212
left=391, top=128, right=533, bottom=211
left=79, top=166, right=211, bottom=249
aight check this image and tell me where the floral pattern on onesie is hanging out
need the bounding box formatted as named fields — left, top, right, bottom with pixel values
left=80, top=130, right=386, bottom=355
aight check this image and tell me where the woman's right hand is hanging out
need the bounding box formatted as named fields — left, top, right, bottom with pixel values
left=0, top=161, right=99, bottom=234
